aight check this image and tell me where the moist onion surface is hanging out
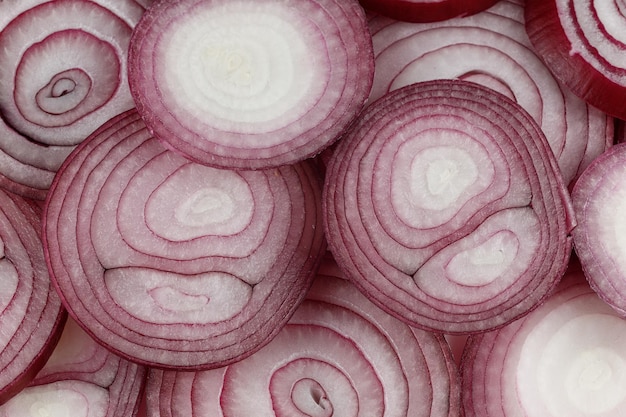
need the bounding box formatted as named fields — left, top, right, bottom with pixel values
left=323, top=79, right=574, bottom=334
left=43, top=109, right=327, bottom=370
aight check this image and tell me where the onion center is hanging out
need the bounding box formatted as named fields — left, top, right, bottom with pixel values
left=36, top=70, right=92, bottom=115
left=291, top=378, right=333, bottom=417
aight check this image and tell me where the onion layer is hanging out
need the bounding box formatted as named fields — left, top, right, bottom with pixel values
left=0, top=0, right=150, bottom=200
left=128, top=0, right=374, bottom=169
left=43, top=109, right=327, bottom=370
left=145, top=255, right=461, bottom=417
left=359, top=0, right=500, bottom=23
left=323, top=79, right=574, bottom=334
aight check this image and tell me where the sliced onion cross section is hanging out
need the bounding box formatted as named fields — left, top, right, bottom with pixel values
left=43, top=109, right=327, bottom=370
left=323, top=79, right=574, bottom=334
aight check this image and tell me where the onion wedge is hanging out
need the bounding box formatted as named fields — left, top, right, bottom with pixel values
left=323, top=79, right=574, bottom=334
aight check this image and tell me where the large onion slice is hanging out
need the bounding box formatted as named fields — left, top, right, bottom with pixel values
left=461, top=258, right=626, bottom=416
left=367, top=0, right=613, bottom=188
left=0, top=0, right=151, bottom=200
left=145, top=254, right=461, bottom=417
left=0, top=189, right=66, bottom=405
left=571, top=142, right=626, bottom=317
left=358, top=0, right=500, bottom=23
left=323, top=79, right=574, bottom=334
left=525, top=0, right=626, bottom=120
left=128, top=0, right=374, bottom=169
left=0, top=317, right=146, bottom=416
left=43, top=109, right=327, bottom=370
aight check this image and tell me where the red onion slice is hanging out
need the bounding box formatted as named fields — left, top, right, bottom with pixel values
left=462, top=259, right=626, bottom=416
left=0, top=0, right=150, bottom=200
left=43, top=109, right=327, bottom=370
left=0, top=317, right=146, bottom=417
left=367, top=0, right=614, bottom=188
left=571, top=142, right=626, bottom=317
left=128, top=0, right=374, bottom=169
left=145, top=255, right=460, bottom=417
left=525, top=0, right=626, bottom=120
left=324, top=79, right=574, bottom=334
left=358, top=0, right=500, bottom=23
left=0, top=189, right=66, bottom=405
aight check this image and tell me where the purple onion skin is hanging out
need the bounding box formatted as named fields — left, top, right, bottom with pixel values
left=359, top=0, right=500, bottom=22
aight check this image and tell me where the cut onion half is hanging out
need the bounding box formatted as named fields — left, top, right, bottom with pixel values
left=461, top=258, right=626, bottom=416
left=0, top=189, right=66, bottom=405
left=571, top=142, right=626, bottom=317
left=525, top=0, right=626, bottom=120
left=358, top=0, right=500, bottom=23
left=0, top=0, right=150, bottom=200
left=128, top=0, right=374, bottom=169
left=145, top=254, right=461, bottom=417
left=323, top=79, right=575, bottom=334
left=43, top=109, right=327, bottom=370
left=0, top=317, right=146, bottom=417
left=367, top=0, right=614, bottom=188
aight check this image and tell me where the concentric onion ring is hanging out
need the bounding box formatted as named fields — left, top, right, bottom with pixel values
left=43, top=109, right=327, bottom=370
left=324, top=79, right=574, bottom=334
left=128, top=0, right=374, bottom=169
left=0, top=0, right=150, bottom=199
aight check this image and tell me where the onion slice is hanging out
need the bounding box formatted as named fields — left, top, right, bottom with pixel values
left=0, top=317, right=146, bottom=416
left=43, top=109, right=327, bottom=370
left=323, top=79, right=574, bottom=334
left=0, top=189, right=66, bottom=405
left=145, top=254, right=461, bottom=417
left=128, top=0, right=374, bottom=169
left=461, top=258, right=626, bottom=416
left=359, top=0, right=500, bottom=23
left=367, top=0, right=614, bottom=188
left=571, top=142, right=626, bottom=317
left=0, top=0, right=151, bottom=200
left=525, top=0, right=626, bottom=120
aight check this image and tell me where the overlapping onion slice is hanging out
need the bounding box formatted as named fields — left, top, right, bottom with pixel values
left=525, top=0, right=626, bottom=121
left=323, top=79, right=574, bottom=334
left=0, top=0, right=151, bottom=200
left=367, top=0, right=613, bottom=188
left=43, top=109, right=327, bottom=370
left=358, top=0, right=500, bottom=23
left=145, top=255, right=460, bottom=417
left=0, top=317, right=146, bottom=416
left=571, top=142, right=626, bottom=317
left=128, top=0, right=374, bottom=169
left=461, top=259, right=626, bottom=416
left=0, top=189, right=66, bottom=405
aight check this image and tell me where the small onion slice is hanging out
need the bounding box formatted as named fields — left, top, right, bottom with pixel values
left=0, top=189, right=66, bottom=405
left=128, top=0, right=374, bottom=169
left=525, top=0, right=626, bottom=120
left=0, top=0, right=150, bottom=200
left=571, top=142, right=626, bottom=317
left=0, top=317, right=146, bottom=417
left=323, top=79, right=574, bottom=334
left=367, top=0, right=614, bottom=188
left=145, top=254, right=461, bottom=417
left=43, top=109, right=327, bottom=370
left=461, top=258, right=626, bottom=416
left=358, top=0, right=500, bottom=23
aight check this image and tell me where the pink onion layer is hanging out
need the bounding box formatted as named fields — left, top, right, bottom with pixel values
left=0, top=189, right=66, bottom=405
left=128, top=0, right=374, bottom=169
left=571, top=142, right=626, bottom=318
left=367, top=0, right=613, bottom=188
left=359, top=0, right=500, bottom=23
left=145, top=254, right=461, bottom=417
left=43, top=109, right=327, bottom=370
left=462, top=259, right=626, bottom=416
left=0, top=0, right=150, bottom=200
left=0, top=317, right=146, bottom=417
left=525, top=0, right=626, bottom=120
left=323, top=79, right=575, bottom=334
